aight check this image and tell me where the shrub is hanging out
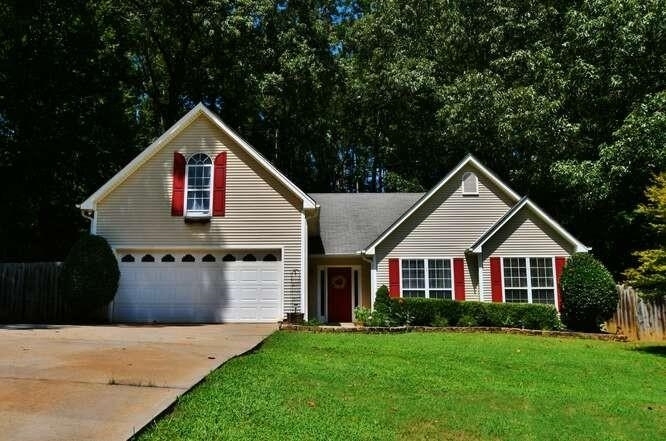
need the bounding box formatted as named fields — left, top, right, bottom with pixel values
left=457, top=314, right=478, bottom=327
left=59, top=233, right=119, bottom=317
left=304, top=318, right=322, bottom=326
left=484, top=303, right=562, bottom=330
left=374, top=285, right=392, bottom=315
left=560, top=253, right=618, bottom=332
left=431, top=314, right=449, bottom=327
left=353, top=306, right=388, bottom=327
left=384, top=298, right=560, bottom=330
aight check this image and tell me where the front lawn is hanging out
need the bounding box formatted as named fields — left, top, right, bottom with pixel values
left=137, top=332, right=665, bottom=441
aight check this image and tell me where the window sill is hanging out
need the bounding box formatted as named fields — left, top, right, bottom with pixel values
left=184, top=215, right=211, bottom=224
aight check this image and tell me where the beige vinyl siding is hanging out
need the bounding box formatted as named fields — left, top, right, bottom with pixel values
left=375, top=164, right=514, bottom=301
left=95, top=116, right=304, bottom=315
left=480, top=208, right=575, bottom=302
left=307, top=256, right=371, bottom=318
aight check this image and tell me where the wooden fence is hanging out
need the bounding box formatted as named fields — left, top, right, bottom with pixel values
left=606, top=285, right=666, bottom=341
left=0, top=262, right=70, bottom=323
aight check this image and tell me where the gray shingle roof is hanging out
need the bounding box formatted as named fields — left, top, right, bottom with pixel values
left=308, top=193, right=425, bottom=255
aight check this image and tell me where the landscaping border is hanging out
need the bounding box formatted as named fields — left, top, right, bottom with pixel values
left=278, top=323, right=628, bottom=342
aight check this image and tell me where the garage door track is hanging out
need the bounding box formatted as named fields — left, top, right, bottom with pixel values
left=0, top=324, right=276, bottom=441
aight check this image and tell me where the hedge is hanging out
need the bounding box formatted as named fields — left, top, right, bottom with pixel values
left=387, top=297, right=561, bottom=330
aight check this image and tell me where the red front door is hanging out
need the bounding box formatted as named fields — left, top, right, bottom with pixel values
left=327, top=267, right=352, bottom=322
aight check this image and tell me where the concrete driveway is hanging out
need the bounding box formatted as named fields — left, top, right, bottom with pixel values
left=0, top=323, right=276, bottom=441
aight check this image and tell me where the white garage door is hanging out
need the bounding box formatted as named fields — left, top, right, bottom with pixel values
left=112, top=250, right=282, bottom=323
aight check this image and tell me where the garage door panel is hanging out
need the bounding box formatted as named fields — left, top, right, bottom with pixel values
left=113, top=252, right=282, bottom=323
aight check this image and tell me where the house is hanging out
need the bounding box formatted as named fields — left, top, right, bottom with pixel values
left=79, top=103, right=589, bottom=323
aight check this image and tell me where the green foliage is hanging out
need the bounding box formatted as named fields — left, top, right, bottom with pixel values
left=373, top=285, right=392, bottom=316
left=386, top=298, right=561, bottom=330
left=137, top=332, right=666, bottom=441
left=304, top=318, right=323, bottom=327
left=353, top=307, right=387, bottom=327
left=457, top=315, right=478, bottom=327
left=2, top=0, right=666, bottom=277
left=59, top=234, right=119, bottom=316
left=560, top=253, right=618, bottom=332
left=624, top=172, right=666, bottom=300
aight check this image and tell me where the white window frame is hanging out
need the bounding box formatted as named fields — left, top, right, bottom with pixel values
left=461, top=171, right=479, bottom=195
left=399, top=258, right=454, bottom=299
left=500, top=256, right=557, bottom=305
left=184, top=153, right=214, bottom=218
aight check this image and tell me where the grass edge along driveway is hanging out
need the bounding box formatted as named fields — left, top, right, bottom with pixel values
left=137, top=331, right=666, bottom=441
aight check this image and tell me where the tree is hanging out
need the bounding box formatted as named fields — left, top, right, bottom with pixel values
left=624, top=173, right=666, bottom=299
left=59, top=234, right=120, bottom=317
left=0, top=0, right=138, bottom=261
left=560, top=253, right=618, bottom=332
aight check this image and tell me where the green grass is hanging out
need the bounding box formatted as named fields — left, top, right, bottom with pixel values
left=137, top=332, right=666, bottom=441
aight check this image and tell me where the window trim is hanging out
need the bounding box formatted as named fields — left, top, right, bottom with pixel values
left=399, top=257, right=454, bottom=299
left=184, top=153, right=214, bottom=218
left=500, top=256, right=557, bottom=305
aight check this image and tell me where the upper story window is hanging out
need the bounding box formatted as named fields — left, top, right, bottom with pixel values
left=461, top=171, right=478, bottom=195
left=186, top=153, right=213, bottom=217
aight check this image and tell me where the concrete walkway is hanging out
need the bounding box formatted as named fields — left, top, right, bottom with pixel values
left=0, top=324, right=276, bottom=441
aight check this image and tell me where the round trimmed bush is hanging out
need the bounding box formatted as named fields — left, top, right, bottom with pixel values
left=560, top=253, right=618, bottom=332
left=59, top=233, right=119, bottom=316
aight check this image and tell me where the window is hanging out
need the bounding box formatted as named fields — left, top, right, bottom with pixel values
left=120, top=254, right=135, bottom=262
left=185, top=153, right=212, bottom=217
left=243, top=254, right=256, bottom=261
left=182, top=254, right=195, bottom=262
left=353, top=270, right=359, bottom=307
left=401, top=259, right=453, bottom=299
left=502, top=257, right=555, bottom=305
left=320, top=270, right=326, bottom=316
left=141, top=254, right=155, bottom=262
left=161, top=254, right=175, bottom=262
left=462, top=171, right=478, bottom=195
left=222, top=254, right=236, bottom=262
left=263, top=254, right=277, bottom=261
left=427, top=259, right=452, bottom=299
left=202, top=254, right=216, bottom=262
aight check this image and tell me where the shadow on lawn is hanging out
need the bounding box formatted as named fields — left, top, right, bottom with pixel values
left=632, top=345, right=666, bottom=358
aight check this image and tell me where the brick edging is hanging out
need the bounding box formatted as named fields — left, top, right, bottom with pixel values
left=278, top=323, right=628, bottom=342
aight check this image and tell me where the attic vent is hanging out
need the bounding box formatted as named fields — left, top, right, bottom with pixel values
left=462, top=172, right=478, bottom=195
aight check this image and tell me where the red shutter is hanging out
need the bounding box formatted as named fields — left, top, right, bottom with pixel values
left=555, top=256, right=566, bottom=311
left=453, top=258, right=465, bottom=301
left=490, top=257, right=503, bottom=303
left=171, top=152, right=186, bottom=216
left=213, top=152, right=227, bottom=216
left=388, top=258, right=400, bottom=298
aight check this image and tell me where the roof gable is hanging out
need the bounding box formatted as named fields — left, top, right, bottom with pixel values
left=309, top=193, right=424, bottom=255
left=469, top=197, right=590, bottom=254
left=79, top=103, right=315, bottom=211
left=362, top=154, right=521, bottom=255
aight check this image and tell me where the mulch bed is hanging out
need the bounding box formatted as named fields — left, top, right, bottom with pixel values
left=279, top=323, right=629, bottom=342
